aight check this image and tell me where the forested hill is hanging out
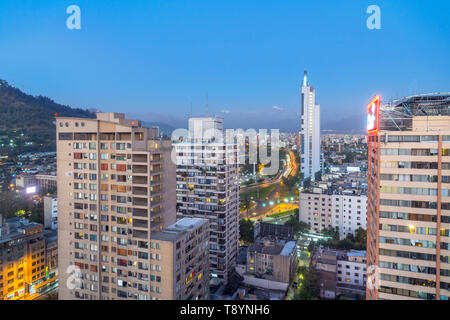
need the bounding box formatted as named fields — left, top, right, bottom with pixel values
left=0, top=79, right=95, bottom=153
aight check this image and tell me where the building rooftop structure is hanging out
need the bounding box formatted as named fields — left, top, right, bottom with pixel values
left=302, top=180, right=367, bottom=197
left=380, top=92, right=450, bottom=131
left=150, top=217, right=209, bottom=242
left=0, top=216, right=43, bottom=243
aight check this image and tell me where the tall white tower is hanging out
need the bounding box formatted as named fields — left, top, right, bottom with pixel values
left=300, top=70, right=321, bottom=181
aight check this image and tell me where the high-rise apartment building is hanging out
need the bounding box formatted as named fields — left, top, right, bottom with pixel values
left=57, top=112, right=178, bottom=300
left=150, top=217, right=210, bottom=300
left=300, top=70, right=321, bottom=182
left=367, top=94, right=450, bottom=300
left=175, top=117, right=240, bottom=285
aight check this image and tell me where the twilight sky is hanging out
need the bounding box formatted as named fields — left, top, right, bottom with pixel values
left=0, top=0, right=449, bottom=131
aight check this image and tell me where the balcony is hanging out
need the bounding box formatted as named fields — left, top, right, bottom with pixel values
left=132, top=187, right=148, bottom=196
left=150, top=154, right=162, bottom=162
left=150, top=165, right=163, bottom=174
left=150, top=196, right=162, bottom=207
left=150, top=206, right=162, bottom=217
left=150, top=186, right=163, bottom=196
left=132, top=176, right=148, bottom=185
left=133, top=219, right=148, bottom=229
left=132, top=154, right=148, bottom=163
left=132, top=197, right=148, bottom=207
left=132, top=165, right=148, bottom=174
left=133, top=208, right=148, bottom=217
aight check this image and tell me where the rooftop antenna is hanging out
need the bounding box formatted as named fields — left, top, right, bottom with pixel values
left=185, top=102, right=193, bottom=120
left=206, top=93, right=209, bottom=117
left=302, top=70, right=308, bottom=87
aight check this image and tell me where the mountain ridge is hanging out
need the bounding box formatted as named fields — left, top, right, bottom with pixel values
left=0, top=79, right=95, bottom=153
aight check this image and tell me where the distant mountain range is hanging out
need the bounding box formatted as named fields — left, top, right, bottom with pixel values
left=0, top=78, right=365, bottom=155
left=128, top=106, right=366, bottom=134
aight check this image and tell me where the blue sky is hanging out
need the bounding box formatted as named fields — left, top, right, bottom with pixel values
left=0, top=0, right=449, bottom=130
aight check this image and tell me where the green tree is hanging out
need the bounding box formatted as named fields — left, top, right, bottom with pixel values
left=293, top=266, right=320, bottom=300
left=355, top=227, right=367, bottom=244
left=284, top=211, right=310, bottom=236
left=241, top=196, right=252, bottom=216
left=239, top=219, right=254, bottom=243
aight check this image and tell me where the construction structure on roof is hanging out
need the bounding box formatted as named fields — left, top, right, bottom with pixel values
left=380, top=92, right=450, bottom=131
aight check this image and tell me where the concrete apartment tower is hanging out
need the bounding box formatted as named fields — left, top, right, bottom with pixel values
left=56, top=113, right=178, bottom=300
left=367, top=94, right=450, bottom=300
left=175, top=117, right=240, bottom=286
left=300, top=70, right=321, bottom=182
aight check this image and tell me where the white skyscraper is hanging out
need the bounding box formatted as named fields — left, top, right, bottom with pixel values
left=300, top=70, right=321, bottom=181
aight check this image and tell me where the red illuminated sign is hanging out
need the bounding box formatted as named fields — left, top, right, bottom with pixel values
left=367, top=95, right=380, bottom=134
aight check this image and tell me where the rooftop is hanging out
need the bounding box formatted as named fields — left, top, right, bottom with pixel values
left=280, top=241, right=297, bottom=257
left=150, top=217, right=208, bottom=242
left=380, top=92, right=450, bottom=131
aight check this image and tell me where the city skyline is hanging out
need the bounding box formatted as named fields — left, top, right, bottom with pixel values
left=1, top=0, right=450, bottom=305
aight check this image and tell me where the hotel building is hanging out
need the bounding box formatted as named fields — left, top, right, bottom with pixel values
left=367, top=93, right=450, bottom=300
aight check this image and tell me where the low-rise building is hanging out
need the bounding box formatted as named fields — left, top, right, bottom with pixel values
left=311, top=246, right=367, bottom=300
left=15, top=174, right=36, bottom=190
left=35, top=174, right=57, bottom=193
left=0, top=215, right=48, bottom=300
left=246, top=237, right=297, bottom=284
left=336, top=250, right=366, bottom=299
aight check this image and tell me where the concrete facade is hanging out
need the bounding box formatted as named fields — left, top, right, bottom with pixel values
left=57, top=113, right=177, bottom=300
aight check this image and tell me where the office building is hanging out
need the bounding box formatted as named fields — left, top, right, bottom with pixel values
left=56, top=112, right=177, bottom=300
left=367, top=93, right=450, bottom=300
left=175, top=117, right=240, bottom=285
left=300, top=70, right=321, bottom=181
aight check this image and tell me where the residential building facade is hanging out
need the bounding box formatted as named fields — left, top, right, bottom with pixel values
left=367, top=94, right=450, bottom=300
left=56, top=112, right=177, bottom=300
left=175, top=117, right=240, bottom=285
left=150, top=218, right=210, bottom=300
left=246, top=237, right=297, bottom=284
left=299, top=188, right=367, bottom=238
left=0, top=216, right=53, bottom=300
